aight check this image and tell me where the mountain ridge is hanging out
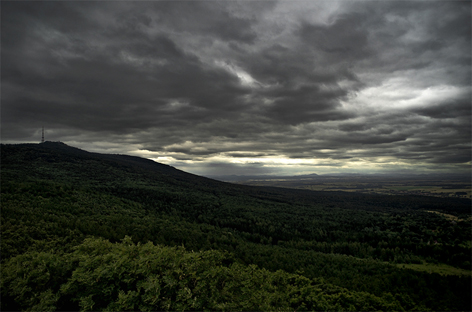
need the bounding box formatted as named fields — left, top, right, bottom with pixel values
left=1, top=141, right=225, bottom=188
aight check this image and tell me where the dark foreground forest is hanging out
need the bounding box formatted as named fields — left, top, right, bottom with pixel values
left=1, top=142, right=471, bottom=311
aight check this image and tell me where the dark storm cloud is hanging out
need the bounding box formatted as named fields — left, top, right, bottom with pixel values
left=412, top=99, right=471, bottom=119
left=2, top=2, right=250, bottom=134
left=299, top=16, right=372, bottom=61
left=1, top=1, right=470, bottom=175
left=152, top=1, right=259, bottom=44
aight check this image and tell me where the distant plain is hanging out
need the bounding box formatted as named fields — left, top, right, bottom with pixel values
left=220, top=174, right=471, bottom=199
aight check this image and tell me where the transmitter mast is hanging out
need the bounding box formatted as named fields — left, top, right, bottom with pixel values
left=41, top=127, right=44, bottom=143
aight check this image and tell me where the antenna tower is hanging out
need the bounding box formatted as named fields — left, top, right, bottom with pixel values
left=41, top=127, right=44, bottom=143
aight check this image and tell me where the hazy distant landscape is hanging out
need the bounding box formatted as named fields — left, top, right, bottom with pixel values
left=213, top=173, right=471, bottom=199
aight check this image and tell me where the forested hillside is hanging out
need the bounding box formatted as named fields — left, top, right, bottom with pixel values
left=1, top=142, right=471, bottom=311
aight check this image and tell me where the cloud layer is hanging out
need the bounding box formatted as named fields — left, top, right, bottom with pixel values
left=2, top=1, right=470, bottom=175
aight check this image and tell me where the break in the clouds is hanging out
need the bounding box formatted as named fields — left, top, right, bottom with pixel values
left=1, top=1, right=470, bottom=176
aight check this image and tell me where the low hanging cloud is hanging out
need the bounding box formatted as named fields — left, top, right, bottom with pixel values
left=1, top=1, right=470, bottom=176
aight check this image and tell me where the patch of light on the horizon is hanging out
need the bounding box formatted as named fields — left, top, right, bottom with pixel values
left=122, top=147, right=464, bottom=176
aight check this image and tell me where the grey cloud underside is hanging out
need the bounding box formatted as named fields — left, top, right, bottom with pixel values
left=1, top=1, right=470, bottom=174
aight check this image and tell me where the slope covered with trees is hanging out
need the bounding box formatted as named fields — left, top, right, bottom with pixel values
left=1, top=142, right=471, bottom=311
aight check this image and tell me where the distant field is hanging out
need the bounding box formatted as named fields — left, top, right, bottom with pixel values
left=396, top=262, right=472, bottom=277
left=236, top=176, right=471, bottom=199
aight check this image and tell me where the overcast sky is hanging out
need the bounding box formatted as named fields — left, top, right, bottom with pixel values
left=2, top=1, right=470, bottom=176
